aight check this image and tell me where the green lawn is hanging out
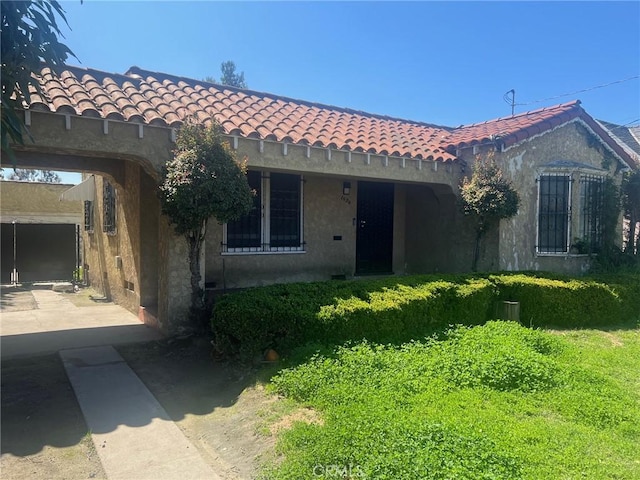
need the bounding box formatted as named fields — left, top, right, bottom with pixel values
left=262, top=321, right=640, bottom=479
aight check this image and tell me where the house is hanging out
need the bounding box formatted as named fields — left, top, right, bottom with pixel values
left=2, top=65, right=635, bottom=332
left=0, top=180, right=82, bottom=283
left=597, top=120, right=640, bottom=252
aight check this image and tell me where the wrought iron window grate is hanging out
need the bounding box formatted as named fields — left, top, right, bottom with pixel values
left=537, top=174, right=571, bottom=253
left=223, top=171, right=304, bottom=253
left=579, top=175, right=604, bottom=252
left=84, top=200, right=94, bottom=232
left=103, top=181, right=116, bottom=234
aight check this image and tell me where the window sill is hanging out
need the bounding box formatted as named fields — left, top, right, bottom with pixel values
left=535, top=252, right=590, bottom=258
left=221, top=250, right=306, bottom=256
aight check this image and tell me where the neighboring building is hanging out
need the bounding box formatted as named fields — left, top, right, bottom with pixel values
left=598, top=120, right=640, bottom=252
left=0, top=181, right=82, bottom=283
left=2, top=65, right=635, bottom=332
left=598, top=121, right=640, bottom=165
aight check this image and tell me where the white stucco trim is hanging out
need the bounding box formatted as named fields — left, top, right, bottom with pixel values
left=25, top=109, right=456, bottom=172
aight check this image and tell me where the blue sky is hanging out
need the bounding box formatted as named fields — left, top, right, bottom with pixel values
left=51, top=1, right=640, bottom=183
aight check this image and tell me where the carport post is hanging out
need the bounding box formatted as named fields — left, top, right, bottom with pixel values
left=76, top=224, right=81, bottom=280
left=12, top=220, right=17, bottom=285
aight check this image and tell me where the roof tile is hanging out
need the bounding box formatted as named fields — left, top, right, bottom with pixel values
left=23, top=65, right=634, bottom=166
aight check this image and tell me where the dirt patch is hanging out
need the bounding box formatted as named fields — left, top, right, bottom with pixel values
left=0, top=354, right=106, bottom=480
left=116, top=337, right=286, bottom=479
left=0, top=287, right=37, bottom=312
left=1, top=334, right=293, bottom=479
left=600, top=331, right=624, bottom=347
left=62, top=286, right=111, bottom=308
left=269, top=407, right=323, bottom=436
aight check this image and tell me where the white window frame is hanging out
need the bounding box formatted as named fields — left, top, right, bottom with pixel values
left=223, top=171, right=305, bottom=255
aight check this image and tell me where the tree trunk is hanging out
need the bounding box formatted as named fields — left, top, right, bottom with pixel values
left=472, top=229, right=482, bottom=272
left=188, top=234, right=204, bottom=313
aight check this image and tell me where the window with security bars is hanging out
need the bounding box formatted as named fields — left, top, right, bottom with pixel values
left=103, top=181, right=116, bottom=234
left=537, top=174, right=571, bottom=253
left=270, top=173, right=301, bottom=248
left=224, top=171, right=303, bottom=252
left=226, top=171, right=262, bottom=249
left=579, top=175, right=604, bottom=252
left=84, top=201, right=94, bottom=232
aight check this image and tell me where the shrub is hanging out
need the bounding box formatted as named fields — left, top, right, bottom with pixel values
left=211, top=273, right=639, bottom=359
left=491, top=274, right=636, bottom=328
left=211, top=276, right=495, bottom=360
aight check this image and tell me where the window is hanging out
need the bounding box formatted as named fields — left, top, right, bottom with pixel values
left=270, top=173, right=301, bottom=248
left=226, top=171, right=262, bottom=249
left=537, top=174, right=571, bottom=253
left=84, top=200, right=94, bottom=232
left=579, top=175, right=604, bottom=252
left=224, top=171, right=304, bottom=253
left=103, top=181, right=116, bottom=234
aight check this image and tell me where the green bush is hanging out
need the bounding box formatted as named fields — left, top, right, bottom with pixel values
left=211, top=276, right=495, bottom=360
left=492, top=274, right=638, bottom=328
left=211, top=273, right=639, bottom=359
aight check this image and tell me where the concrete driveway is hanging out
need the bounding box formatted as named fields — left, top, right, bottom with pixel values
left=0, top=286, right=163, bottom=360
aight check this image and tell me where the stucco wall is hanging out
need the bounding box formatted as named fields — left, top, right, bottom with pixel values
left=83, top=168, right=141, bottom=314
left=0, top=181, right=82, bottom=223
left=458, top=120, right=624, bottom=274
left=205, top=174, right=359, bottom=288
left=7, top=110, right=474, bottom=330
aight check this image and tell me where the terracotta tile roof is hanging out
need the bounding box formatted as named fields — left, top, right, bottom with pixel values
left=441, top=101, right=586, bottom=150
left=26, top=65, right=455, bottom=161
left=440, top=101, right=636, bottom=167
left=23, top=65, right=635, bottom=168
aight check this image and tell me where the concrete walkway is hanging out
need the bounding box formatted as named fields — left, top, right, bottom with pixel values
left=60, top=346, right=219, bottom=480
left=1, top=289, right=162, bottom=360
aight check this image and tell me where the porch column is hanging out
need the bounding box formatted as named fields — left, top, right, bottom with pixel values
left=157, top=219, right=192, bottom=333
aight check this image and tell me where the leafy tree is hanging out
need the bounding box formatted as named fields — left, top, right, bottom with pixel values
left=220, top=61, right=247, bottom=88
left=203, top=61, right=247, bottom=88
left=1, top=0, right=77, bottom=160
left=1, top=168, right=61, bottom=182
left=159, top=119, right=253, bottom=330
left=460, top=155, right=520, bottom=271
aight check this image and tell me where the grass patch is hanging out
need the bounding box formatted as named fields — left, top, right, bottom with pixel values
left=262, top=321, right=640, bottom=479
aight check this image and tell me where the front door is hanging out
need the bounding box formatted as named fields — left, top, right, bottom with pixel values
left=356, top=181, right=394, bottom=275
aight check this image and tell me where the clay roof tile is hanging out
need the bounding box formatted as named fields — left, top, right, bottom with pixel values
left=26, top=66, right=634, bottom=166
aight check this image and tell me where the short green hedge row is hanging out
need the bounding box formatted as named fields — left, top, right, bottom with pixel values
left=211, top=273, right=639, bottom=359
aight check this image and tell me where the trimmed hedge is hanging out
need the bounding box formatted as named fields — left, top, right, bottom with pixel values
left=493, top=275, right=621, bottom=328
left=211, top=273, right=639, bottom=359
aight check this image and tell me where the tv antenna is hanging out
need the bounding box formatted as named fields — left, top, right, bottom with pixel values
left=503, top=89, right=515, bottom=116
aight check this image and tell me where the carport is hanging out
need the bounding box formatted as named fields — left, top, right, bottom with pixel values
left=0, top=181, right=82, bottom=284
left=0, top=286, right=162, bottom=360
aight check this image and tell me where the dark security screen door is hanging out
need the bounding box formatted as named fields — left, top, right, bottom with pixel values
left=356, top=181, right=394, bottom=275
left=1, top=223, right=76, bottom=282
